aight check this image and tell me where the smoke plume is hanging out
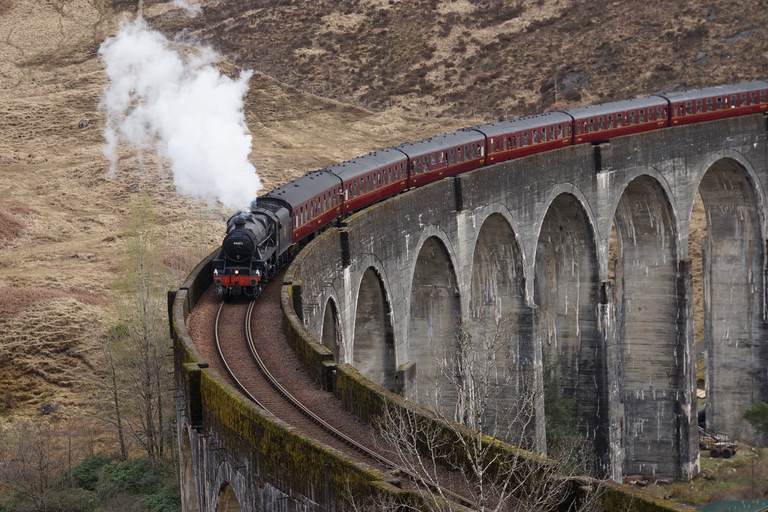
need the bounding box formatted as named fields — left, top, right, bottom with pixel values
left=99, top=17, right=261, bottom=210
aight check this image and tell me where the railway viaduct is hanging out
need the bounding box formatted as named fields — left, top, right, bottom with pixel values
left=171, top=113, right=768, bottom=511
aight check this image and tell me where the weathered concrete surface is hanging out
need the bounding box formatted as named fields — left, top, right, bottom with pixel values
left=296, top=114, right=768, bottom=480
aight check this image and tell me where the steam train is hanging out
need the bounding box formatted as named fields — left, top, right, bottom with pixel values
left=213, top=80, right=768, bottom=298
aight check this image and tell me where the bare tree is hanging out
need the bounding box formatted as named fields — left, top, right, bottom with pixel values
left=112, top=192, right=175, bottom=462
left=368, top=318, right=603, bottom=512
left=0, top=421, right=64, bottom=511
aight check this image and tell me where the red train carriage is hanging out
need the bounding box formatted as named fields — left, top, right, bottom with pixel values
left=397, top=130, right=486, bottom=187
left=660, top=81, right=768, bottom=126
left=325, top=149, right=408, bottom=214
left=564, top=96, right=669, bottom=145
left=473, top=111, right=574, bottom=165
left=263, top=170, right=342, bottom=244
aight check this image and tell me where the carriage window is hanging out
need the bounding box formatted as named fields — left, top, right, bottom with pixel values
left=598, top=117, right=604, bottom=130
left=706, top=98, right=713, bottom=111
left=639, top=110, right=645, bottom=123
left=448, top=149, right=453, bottom=164
left=557, top=124, right=563, bottom=138
left=750, top=92, right=756, bottom=105
left=490, top=138, right=495, bottom=153
left=761, top=90, right=766, bottom=103
left=503, top=137, right=508, bottom=150
left=685, top=102, right=691, bottom=115
left=607, top=115, right=613, bottom=129
left=423, top=156, right=429, bottom=170
left=471, top=144, right=476, bottom=158
left=431, top=154, right=436, bottom=166
left=549, top=126, right=555, bottom=140
left=629, top=111, right=636, bottom=124
left=657, top=107, right=664, bottom=119
left=588, top=118, right=595, bottom=132
left=649, top=108, right=655, bottom=121
left=458, top=147, right=463, bottom=162
left=532, top=130, right=538, bottom=143
left=616, top=114, right=622, bottom=127
left=465, top=145, right=469, bottom=159
left=695, top=100, right=702, bottom=113
left=740, top=93, right=747, bottom=107
left=523, top=132, right=528, bottom=145
left=716, top=97, right=723, bottom=110
left=730, top=95, right=737, bottom=108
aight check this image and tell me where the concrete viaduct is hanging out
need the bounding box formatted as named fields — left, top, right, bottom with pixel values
left=172, top=113, right=768, bottom=511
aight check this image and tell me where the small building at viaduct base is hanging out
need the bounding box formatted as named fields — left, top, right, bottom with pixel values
left=172, top=113, right=768, bottom=511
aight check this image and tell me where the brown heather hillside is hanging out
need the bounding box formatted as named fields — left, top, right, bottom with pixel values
left=0, top=0, right=766, bottom=428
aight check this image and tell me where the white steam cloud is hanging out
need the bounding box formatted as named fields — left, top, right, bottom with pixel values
left=171, top=0, right=202, bottom=17
left=99, top=17, right=261, bottom=210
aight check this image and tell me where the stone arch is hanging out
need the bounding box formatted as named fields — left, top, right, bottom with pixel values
left=612, top=174, right=681, bottom=477
left=408, top=235, right=461, bottom=412
left=534, top=192, right=604, bottom=462
left=180, top=426, right=201, bottom=512
left=695, top=157, right=766, bottom=443
left=466, top=210, right=531, bottom=436
left=353, top=267, right=397, bottom=391
left=321, top=297, right=343, bottom=362
left=216, top=482, right=242, bottom=512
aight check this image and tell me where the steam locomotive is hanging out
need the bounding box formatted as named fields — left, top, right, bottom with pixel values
left=213, top=80, right=768, bottom=298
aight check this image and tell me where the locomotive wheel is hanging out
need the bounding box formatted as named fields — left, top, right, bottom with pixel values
left=721, top=448, right=732, bottom=459
left=710, top=448, right=720, bottom=458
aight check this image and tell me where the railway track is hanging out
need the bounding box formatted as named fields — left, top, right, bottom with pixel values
left=211, top=283, right=474, bottom=509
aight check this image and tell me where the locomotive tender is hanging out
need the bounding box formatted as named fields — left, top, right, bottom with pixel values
left=213, top=80, right=768, bottom=298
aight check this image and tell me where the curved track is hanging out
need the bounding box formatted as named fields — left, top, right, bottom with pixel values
left=210, top=278, right=474, bottom=508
